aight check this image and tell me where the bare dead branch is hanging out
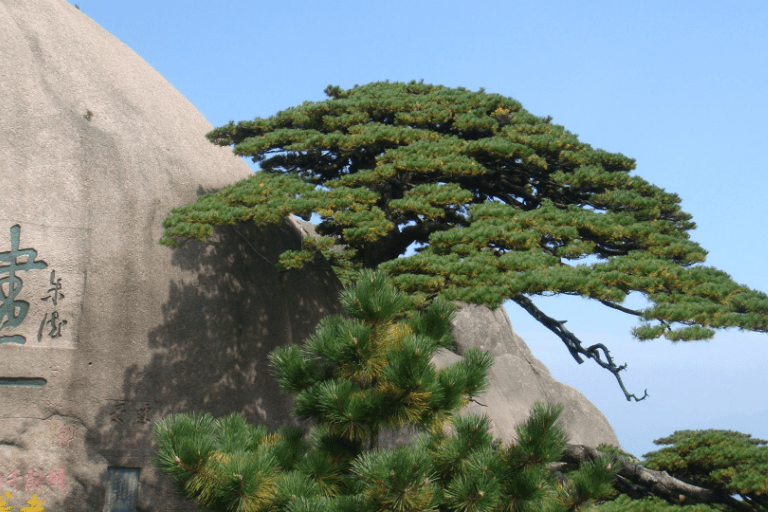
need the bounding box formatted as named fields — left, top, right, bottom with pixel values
left=510, top=295, right=648, bottom=402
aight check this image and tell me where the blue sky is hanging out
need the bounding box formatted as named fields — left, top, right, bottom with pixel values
left=73, top=0, right=768, bottom=461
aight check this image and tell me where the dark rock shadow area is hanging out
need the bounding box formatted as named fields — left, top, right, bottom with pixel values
left=74, top=220, right=343, bottom=511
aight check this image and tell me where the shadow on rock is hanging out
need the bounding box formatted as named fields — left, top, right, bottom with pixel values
left=76, top=220, right=343, bottom=511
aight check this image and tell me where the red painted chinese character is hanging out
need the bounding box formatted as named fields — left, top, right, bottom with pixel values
left=25, top=469, right=42, bottom=491
left=58, top=426, right=76, bottom=447
left=45, top=468, right=65, bottom=491
left=8, top=470, right=19, bottom=491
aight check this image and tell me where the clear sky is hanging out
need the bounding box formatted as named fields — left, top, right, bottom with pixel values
left=71, top=0, right=768, bottom=461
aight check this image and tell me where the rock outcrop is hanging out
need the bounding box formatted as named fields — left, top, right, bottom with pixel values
left=445, top=304, right=619, bottom=448
left=0, top=1, right=342, bottom=510
left=377, top=304, right=620, bottom=450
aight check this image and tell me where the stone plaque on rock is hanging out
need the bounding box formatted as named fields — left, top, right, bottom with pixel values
left=103, top=468, right=139, bottom=512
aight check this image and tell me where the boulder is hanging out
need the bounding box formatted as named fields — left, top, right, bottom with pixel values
left=445, top=303, right=620, bottom=448
left=0, top=1, right=342, bottom=510
left=377, top=304, right=621, bottom=450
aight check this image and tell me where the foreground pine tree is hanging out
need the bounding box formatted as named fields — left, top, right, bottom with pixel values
left=154, top=270, right=620, bottom=511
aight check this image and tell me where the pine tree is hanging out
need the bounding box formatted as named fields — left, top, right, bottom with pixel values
left=557, top=429, right=768, bottom=511
left=639, top=429, right=768, bottom=511
left=153, top=270, right=620, bottom=512
left=159, top=81, right=768, bottom=401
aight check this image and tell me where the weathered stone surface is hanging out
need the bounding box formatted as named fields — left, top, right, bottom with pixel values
left=444, top=303, right=620, bottom=448
left=0, top=1, right=342, bottom=510
left=377, top=304, right=621, bottom=451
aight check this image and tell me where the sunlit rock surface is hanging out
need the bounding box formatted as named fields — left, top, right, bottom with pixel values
left=0, top=1, right=341, bottom=509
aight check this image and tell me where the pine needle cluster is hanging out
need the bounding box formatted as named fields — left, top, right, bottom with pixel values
left=154, top=270, right=620, bottom=511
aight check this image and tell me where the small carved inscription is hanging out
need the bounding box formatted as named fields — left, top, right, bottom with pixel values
left=46, top=419, right=79, bottom=448
left=38, top=310, right=66, bottom=340
left=57, top=426, right=77, bottom=448
left=40, top=270, right=64, bottom=306
left=104, top=468, right=139, bottom=512
left=110, top=401, right=127, bottom=424
left=109, top=400, right=152, bottom=426
left=135, top=402, right=151, bottom=425
left=38, top=270, right=67, bottom=340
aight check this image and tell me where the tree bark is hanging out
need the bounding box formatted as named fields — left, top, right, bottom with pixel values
left=552, top=444, right=754, bottom=512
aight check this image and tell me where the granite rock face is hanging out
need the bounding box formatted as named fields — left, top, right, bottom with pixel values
left=445, top=304, right=620, bottom=448
left=377, top=304, right=621, bottom=451
left=0, top=1, right=342, bottom=510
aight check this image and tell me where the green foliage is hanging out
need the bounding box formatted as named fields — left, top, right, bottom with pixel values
left=160, top=80, right=767, bottom=344
left=596, top=494, right=723, bottom=512
left=154, top=81, right=768, bottom=507
left=270, top=269, right=493, bottom=447
left=591, top=430, right=768, bottom=511
left=642, top=430, right=768, bottom=507
left=154, top=271, right=620, bottom=511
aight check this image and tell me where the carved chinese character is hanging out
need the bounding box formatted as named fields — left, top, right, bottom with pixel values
left=37, top=310, right=67, bottom=340
left=40, top=270, right=64, bottom=306
left=135, top=402, right=151, bottom=424
left=111, top=401, right=127, bottom=423
left=58, top=426, right=76, bottom=447
left=7, top=470, right=19, bottom=491
left=45, top=468, right=65, bottom=492
left=24, top=469, right=41, bottom=491
left=0, top=225, right=48, bottom=345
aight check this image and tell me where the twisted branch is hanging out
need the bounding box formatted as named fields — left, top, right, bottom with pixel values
left=510, top=295, right=648, bottom=402
left=555, top=445, right=756, bottom=512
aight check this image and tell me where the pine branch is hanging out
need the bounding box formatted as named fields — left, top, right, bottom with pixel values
left=597, top=299, right=643, bottom=317
left=510, top=295, right=648, bottom=402
left=557, top=445, right=755, bottom=512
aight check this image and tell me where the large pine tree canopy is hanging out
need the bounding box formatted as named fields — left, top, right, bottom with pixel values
left=161, top=81, right=767, bottom=401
